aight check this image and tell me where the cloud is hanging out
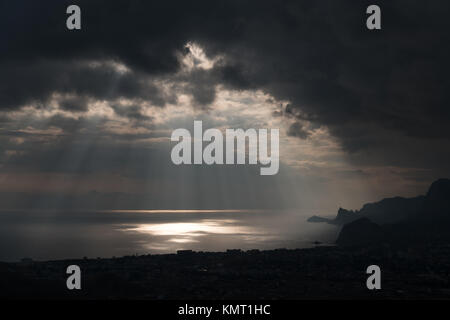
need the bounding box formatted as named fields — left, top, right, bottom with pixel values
left=58, top=96, right=90, bottom=112
left=3, top=1, right=448, bottom=142
left=0, top=59, right=171, bottom=110
left=111, top=104, right=153, bottom=122
left=287, top=122, right=310, bottom=139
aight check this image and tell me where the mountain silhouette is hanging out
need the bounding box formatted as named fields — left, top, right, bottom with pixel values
left=335, top=179, right=450, bottom=247
left=336, top=217, right=384, bottom=247
left=423, top=178, right=450, bottom=218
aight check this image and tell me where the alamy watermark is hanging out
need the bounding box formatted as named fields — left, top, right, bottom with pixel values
left=66, top=265, right=81, bottom=290
left=171, top=121, right=279, bottom=175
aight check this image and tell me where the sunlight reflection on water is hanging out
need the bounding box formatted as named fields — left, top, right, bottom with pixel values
left=121, top=219, right=266, bottom=248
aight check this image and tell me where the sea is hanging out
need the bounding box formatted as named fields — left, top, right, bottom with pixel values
left=0, top=209, right=340, bottom=262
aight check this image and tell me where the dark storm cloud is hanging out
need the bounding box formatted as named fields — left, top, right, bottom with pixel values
left=183, top=69, right=218, bottom=107
left=203, top=1, right=450, bottom=146
left=0, top=59, right=170, bottom=110
left=58, top=96, right=90, bottom=112
left=111, top=104, right=152, bottom=122
left=1, top=0, right=449, bottom=167
left=287, top=122, right=310, bottom=139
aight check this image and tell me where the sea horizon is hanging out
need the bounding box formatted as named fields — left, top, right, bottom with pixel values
left=0, top=209, right=339, bottom=262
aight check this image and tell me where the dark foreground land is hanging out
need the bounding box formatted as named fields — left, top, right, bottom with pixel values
left=1, top=244, right=450, bottom=299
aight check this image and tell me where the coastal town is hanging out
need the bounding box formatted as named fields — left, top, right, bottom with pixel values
left=2, top=243, right=450, bottom=299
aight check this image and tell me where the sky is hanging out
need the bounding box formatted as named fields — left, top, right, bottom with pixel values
left=0, top=0, right=449, bottom=213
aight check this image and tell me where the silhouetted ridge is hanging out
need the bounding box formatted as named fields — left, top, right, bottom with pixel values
left=308, top=195, right=425, bottom=226
left=359, top=195, right=425, bottom=224
left=307, top=215, right=331, bottom=223
left=424, top=178, right=450, bottom=218
left=333, top=208, right=360, bottom=225
left=336, top=178, right=450, bottom=247
left=336, top=218, right=383, bottom=247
